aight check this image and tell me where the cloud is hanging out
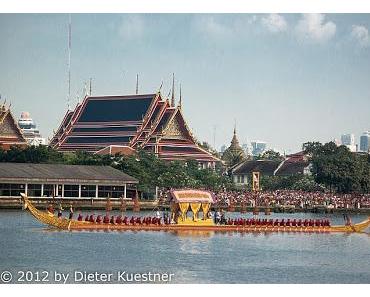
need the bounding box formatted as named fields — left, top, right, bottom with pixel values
left=261, top=14, right=287, bottom=33
left=118, top=15, right=144, bottom=40
left=195, top=16, right=230, bottom=36
left=295, top=14, right=336, bottom=43
left=247, top=15, right=258, bottom=25
left=351, top=25, right=370, bottom=48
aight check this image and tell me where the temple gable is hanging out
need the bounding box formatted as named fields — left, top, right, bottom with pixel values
left=162, top=113, right=188, bottom=140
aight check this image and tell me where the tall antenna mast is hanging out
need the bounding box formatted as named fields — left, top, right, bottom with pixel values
left=89, top=78, right=92, bottom=95
left=179, top=83, right=182, bottom=109
left=213, top=125, right=216, bottom=149
left=135, top=74, right=139, bottom=95
left=67, top=14, right=72, bottom=110
left=171, top=73, right=175, bottom=107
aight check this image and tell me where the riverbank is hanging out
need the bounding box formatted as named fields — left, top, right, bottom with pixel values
left=1, top=198, right=370, bottom=214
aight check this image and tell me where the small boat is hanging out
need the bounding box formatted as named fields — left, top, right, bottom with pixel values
left=20, top=192, right=370, bottom=233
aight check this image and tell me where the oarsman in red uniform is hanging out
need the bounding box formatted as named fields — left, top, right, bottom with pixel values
left=84, top=215, right=89, bottom=222
left=123, top=216, right=128, bottom=225
left=96, top=215, right=102, bottom=223
left=77, top=213, right=83, bottom=221
left=116, top=216, right=122, bottom=224
left=89, top=214, right=95, bottom=223
left=129, top=216, right=135, bottom=225
left=110, top=216, right=115, bottom=224
left=103, top=215, right=110, bottom=224
left=292, top=219, right=297, bottom=227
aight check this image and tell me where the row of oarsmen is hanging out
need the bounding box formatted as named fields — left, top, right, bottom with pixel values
left=76, top=214, right=168, bottom=225
left=224, top=218, right=331, bottom=227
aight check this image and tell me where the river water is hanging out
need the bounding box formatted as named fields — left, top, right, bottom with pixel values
left=0, top=210, right=369, bottom=284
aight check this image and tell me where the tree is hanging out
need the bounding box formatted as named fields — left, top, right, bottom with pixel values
left=256, top=150, right=284, bottom=162
left=303, top=141, right=370, bottom=193
left=222, top=149, right=245, bottom=168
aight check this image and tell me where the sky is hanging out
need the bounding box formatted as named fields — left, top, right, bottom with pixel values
left=0, top=13, right=370, bottom=153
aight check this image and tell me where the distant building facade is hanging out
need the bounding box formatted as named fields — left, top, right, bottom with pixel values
left=360, top=131, right=370, bottom=153
left=251, top=141, right=267, bottom=156
left=341, top=133, right=356, bottom=152
left=0, top=104, right=27, bottom=150
left=18, top=112, right=46, bottom=146
left=231, top=151, right=310, bottom=186
left=0, top=163, right=138, bottom=200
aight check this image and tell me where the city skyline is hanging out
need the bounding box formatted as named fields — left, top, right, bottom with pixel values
left=1, top=14, right=370, bottom=153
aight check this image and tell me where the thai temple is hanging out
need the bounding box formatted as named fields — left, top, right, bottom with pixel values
left=0, top=103, right=28, bottom=150
left=18, top=112, right=46, bottom=146
left=49, top=91, right=220, bottom=168
left=221, top=127, right=246, bottom=166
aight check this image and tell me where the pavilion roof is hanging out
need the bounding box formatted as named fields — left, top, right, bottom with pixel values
left=170, top=189, right=215, bottom=203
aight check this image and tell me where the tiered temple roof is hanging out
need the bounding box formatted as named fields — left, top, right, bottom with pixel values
left=0, top=104, right=27, bottom=150
left=50, top=92, right=219, bottom=165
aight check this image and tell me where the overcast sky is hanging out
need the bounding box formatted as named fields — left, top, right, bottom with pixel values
left=1, top=14, right=370, bottom=153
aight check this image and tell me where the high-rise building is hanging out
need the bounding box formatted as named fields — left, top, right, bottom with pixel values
left=241, top=143, right=251, bottom=155
left=360, top=131, right=370, bottom=153
left=251, top=141, right=267, bottom=156
left=18, top=112, right=46, bottom=146
left=341, top=134, right=354, bottom=146
left=341, top=133, right=356, bottom=152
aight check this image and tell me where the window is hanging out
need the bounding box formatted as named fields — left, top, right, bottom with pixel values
left=0, top=184, right=25, bottom=196
left=81, top=185, right=96, bottom=198
left=63, top=185, right=79, bottom=197
left=27, top=184, right=41, bottom=197
left=98, top=186, right=125, bottom=198
left=43, top=184, right=55, bottom=197
left=57, top=185, right=63, bottom=196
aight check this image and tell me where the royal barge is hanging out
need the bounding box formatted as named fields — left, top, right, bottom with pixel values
left=21, top=190, right=370, bottom=233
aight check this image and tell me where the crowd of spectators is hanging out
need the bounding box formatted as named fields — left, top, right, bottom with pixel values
left=158, top=189, right=370, bottom=210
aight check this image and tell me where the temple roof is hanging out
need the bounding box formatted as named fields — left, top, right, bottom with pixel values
left=0, top=105, right=27, bottom=149
left=232, top=160, right=280, bottom=175
left=50, top=92, right=220, bottom=163
left=0, top=162, right=138, bottom=185
left=232, top=156, right=310, bottom=176
left=77, top=95, right=154, bottom=123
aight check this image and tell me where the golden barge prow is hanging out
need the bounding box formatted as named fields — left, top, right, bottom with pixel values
left=20, top=192, right=370, bottom=233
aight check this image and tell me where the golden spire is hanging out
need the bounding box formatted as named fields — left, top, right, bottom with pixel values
left=230, top=122, right=241, bottom=149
